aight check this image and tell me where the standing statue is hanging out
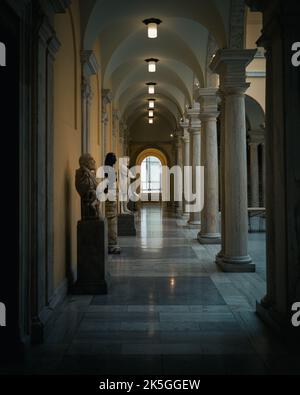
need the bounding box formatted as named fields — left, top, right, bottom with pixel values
left=75, top=153, right=100, bottom=220
left=119, top=156, right=135, bottom=215
left=104, top=153, right=121, bottom=254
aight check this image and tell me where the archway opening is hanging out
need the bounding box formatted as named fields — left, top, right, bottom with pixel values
left=141, top=156, right=162, bottom=202
left=135, top=147, right=168, bottom=204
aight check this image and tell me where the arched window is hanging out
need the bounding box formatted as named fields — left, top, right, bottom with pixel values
left=141, top=156, right=162, bottom=193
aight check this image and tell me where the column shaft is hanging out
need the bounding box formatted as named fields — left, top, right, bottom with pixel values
left=176, top=136, right=183, bottom=214
left=223, top=92, right=252, bottom=267
left=182, top=131, right=190, bottom=216
left=210, top=49, right=256, bottom=272
left=196, top=88, right=221, bottom=245
left=187, top=106, right=201, bottom=226
left=198, top=115, right=221, bottom=243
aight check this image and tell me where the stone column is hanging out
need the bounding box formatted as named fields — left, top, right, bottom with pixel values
left=180, top=120, right=190, bottom=217
left=102, top=90, right=113, bottom=158
left=211, top=49, right=256, bottom=272
left=175, top=133, right=183, bottom=215
left=216, top=93, right=226, bottom=264
left=249, top=142, right=260, bottom=207
left=197, top=88, right=221, bottom=244
left=247, top=0, right=300, bottom=336
left=187, top=104, right=201, bottom=226
left=81, top=50, right=99, bottom=154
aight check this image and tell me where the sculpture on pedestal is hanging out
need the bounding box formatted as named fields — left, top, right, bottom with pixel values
left=75, top=153, right=100, bottom=220
left=104, top=153, right=121, bottom=254
left=73, top=153, right=109, bottom=295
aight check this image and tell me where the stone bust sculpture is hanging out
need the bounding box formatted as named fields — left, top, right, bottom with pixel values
left=75, top=153, right=100, bottom=220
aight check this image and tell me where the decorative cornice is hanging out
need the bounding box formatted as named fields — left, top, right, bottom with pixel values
left=81, top=50, right=100, bottom=77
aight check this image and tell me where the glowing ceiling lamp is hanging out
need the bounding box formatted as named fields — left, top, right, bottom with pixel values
left=145, top=58, right=159, bottom=73
left=143, top=18, right=162, bottom=39
left=148, top=98, right=156, bottom=109
left=148, top=109, right=154, bottom=117
left=146, top=82, right=156, bottom=95
left=149, top=118, right=154, bottom=124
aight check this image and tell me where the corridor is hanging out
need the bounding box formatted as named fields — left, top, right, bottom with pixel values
left=7, top=205, right=297, bottom=376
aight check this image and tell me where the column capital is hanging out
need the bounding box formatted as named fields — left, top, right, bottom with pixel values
left=81, top=50, right=100, bottom=77
left=182, top=131, right=190, bottom=144
left=180, top=119, right=189, bottom=130
left=120, top=120, right=128, bottom=134
left=210, top=49, right=256, bottom=95
left=187, top=105, right=201, bottom=133
left=174, top=132, right=183, bottom=148
left=102, top=89, right=113, bottom=107
left=197, top=87, right=220, bottom=120
left=113, top=109, right=121, bottom=121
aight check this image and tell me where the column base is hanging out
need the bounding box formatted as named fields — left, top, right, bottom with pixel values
left=215, top=251, right=224, bottom=264
left=217, top=254, right=255, bottom=272
left=198, top=232, right=221, bottom=245
left=256, top=301, right=300, bottom=341
left=187, top=220, right=201, bottom=228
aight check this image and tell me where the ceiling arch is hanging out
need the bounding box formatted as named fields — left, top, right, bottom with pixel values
left=245, top=95, right=265, bottom=130
left=122, top=92, right=182, bottom=124
left=103, top=30, right=204, bottom=89
left=125, top=102, right=179, bottom=130
left=83, top=0, right=229, bottom=50
left=112, top=62, right=193, bottom=107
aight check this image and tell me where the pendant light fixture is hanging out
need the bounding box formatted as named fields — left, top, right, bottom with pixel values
left=146, top=82, right=156, bottom=95
left=143, top=18, right=162, bottom=39
left=148, top=109, right=154, bottom=118
left=149, top=118, right=154, bottom=124
left=148, top=98, right=156, bottom=109
left=145, top=58, right=159, bottom=73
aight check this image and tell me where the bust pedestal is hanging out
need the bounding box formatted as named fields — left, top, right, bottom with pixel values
left=72, top=218, right=109, bottom=294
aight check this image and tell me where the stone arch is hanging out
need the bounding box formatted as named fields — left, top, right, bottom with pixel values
left=245, top=94, right=265, bottom=131
left=136, top=147, right=169, bottom=168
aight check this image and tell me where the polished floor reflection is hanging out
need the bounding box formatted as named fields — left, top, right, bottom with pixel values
left=4, top=205, right=300, bottom=375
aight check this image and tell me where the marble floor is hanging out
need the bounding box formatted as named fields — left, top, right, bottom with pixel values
left=3, top=205, right=300, bottom=375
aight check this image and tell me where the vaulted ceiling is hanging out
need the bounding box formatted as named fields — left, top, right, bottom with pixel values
left=80, top=0, right=237, bottom=142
